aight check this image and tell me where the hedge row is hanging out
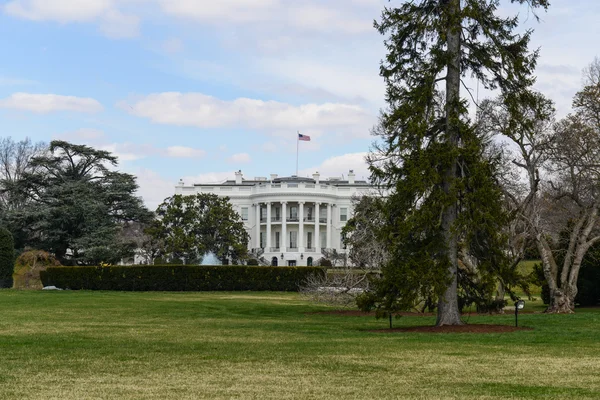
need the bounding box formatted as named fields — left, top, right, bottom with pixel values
left=40, top=265, right=325, bottom=292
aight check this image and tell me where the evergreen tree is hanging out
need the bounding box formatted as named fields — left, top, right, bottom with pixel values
left=365, top=0, right=548, bottom=325
left=149, top=193, right=250, bottom=265
left=4, top=141, right=151, bottom=265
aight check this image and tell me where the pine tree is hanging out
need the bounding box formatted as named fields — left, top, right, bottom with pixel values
left=367, top=0, right=548, bottom=325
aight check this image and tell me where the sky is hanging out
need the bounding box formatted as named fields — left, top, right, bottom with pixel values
left=1, top=0, right=599, bottom=209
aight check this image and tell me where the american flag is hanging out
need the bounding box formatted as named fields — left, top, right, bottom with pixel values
left=298, top=133, right=311, bottom=141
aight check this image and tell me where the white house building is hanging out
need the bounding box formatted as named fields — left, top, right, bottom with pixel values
left=174, top=170, right=372, bottom=267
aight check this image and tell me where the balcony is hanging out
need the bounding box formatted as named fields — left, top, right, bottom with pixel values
left=260, top=217, right=267, bottom=223
left=270, top=247, right=280, bottom=252
left=304, top=216, right=315, bottom=222
left=287, top=217, right=299, bottom=222
left=319, top=217, right=327, bottom=223
left=271, top=216, right=281, bottom=222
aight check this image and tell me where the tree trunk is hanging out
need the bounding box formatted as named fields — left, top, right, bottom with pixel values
left=437, top=0, right=463, bottom=326
left=546, top=285, right=576, bottom=313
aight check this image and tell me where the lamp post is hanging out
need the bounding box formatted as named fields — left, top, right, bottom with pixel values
left=515, top=300, right=525, bottom=327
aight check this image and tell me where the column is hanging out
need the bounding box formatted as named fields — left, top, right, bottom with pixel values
left=281, top=202, right=287, bottom=253
left=266, top=202, right=272, bottom=250
left=326, top=203, right=332, bottom=249
left=255, top=203, right=261, bottom=249
left=298, top=202, right=304, bottom=252
left=314, top=202, right=320, bottom=252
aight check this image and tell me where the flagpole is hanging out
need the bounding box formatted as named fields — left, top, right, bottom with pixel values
left=296, top=131, right=299, bottom=176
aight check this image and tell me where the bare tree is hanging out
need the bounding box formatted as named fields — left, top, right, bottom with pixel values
left=478, top=92, right=555, bottom=302
left=302, top=195, right=384, bottom=306
left=0, top=137, right=46, bottom=212
left=481, top=59, right=600, bottom=313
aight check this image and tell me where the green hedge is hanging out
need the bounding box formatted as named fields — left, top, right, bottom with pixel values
left=40, top=265, right=325, bottom=292
left=0, top=227, right=15, bottom=288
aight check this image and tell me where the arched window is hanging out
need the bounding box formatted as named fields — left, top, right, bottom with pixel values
left=307, top=257, right=313, bottom=267
left=271, top=256, right=278, bottom=266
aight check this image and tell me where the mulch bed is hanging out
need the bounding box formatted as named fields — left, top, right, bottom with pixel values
left=308, top=310, right=534, bottom=333
left=308, top=310, right=539, bottom=317
left=307, top=310, right=434, bottom=317
left=368, top=324, right=533, bottom=333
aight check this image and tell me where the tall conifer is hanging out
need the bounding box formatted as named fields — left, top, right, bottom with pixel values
left=367, top=0, right=549, bottom=325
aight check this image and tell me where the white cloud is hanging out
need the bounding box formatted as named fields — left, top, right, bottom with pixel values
left=4, top=0, right=112, bottom=22
left=228, top=152, right=251, bottom=164
left=99, top=8, right=140, bottom=38
left=157, top=0, right=278, bottom=23
left=119, top=92, right=374, bottom=138
left=54, top=130, right=207, bottom=161
left=300, top=152, right=370, bottom=181
left=100, top=142, right=150, bottom=161
left=258, top=57, right=385, bottom=105
left=285, top=5, right=371, bottom=34
left=165, top=146, right=205, bottom=158
left=4, top=0, right=140, bottom=38
left=0, top=93, right=103, bottom=113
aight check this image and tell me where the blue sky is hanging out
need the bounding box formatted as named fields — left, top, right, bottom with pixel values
left=0, top=0, right=598, bottom=209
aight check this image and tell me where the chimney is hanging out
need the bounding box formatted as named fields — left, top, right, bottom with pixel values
left=312, top=171, right=320, bottom=184
left=235, top=170, right=243, bottom=185
left=177, top=178, right=184, bottom=187
left=348, top=170, right=355, bottom=184
left=270, top=174, right=278, bottom=181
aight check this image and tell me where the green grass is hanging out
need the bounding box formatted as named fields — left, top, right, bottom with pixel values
left=1, top=290, right=600, bottom=399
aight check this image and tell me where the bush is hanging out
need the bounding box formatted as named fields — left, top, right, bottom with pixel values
left=317, top=258, right=332, bottom=267
left=247, top=259, right=259, bottom=266
left=0, top=228, right=15, bottom=288
left=40, top=265, right=325, bottom=292
left=13, top=250, right=61, bottom=290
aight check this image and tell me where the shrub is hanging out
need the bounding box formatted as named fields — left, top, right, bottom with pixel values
left=13, top=250, right=61, bottom=290
left=317, top=258, right=332, bottom=267
left=247, top=259, right=259, bottom=266
left=40, top=265, right=325, bottom=292
left=0, top=228, right=15, bottom=288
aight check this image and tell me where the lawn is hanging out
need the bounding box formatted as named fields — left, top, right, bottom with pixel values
left=1, top=290, right=599, bottom=399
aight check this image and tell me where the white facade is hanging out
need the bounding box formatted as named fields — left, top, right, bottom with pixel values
left=174, top=170, right=372, bottom=266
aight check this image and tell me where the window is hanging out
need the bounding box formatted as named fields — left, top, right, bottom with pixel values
left=307, top=232, right=312, bottom=249
left=341, top=232, right=347, bottom=249
left=241, top=207, right=249, bottom=221
left=320, top=232, right=326, bottom=249
left=319, top=207, right=327, bottom=222
left=275, top=232, right=280, bottom=249
left=275, top=207, right=280, bottom=220
left=290, top=206, right=298, bottom=219
left=289, top=231, right=297, bottom=248
left=306, top=207, right=313, bottom=219
left=260, top=232, right=264, bottom=248
left=260, top=207, right=266, bottom=221
left=340, top=207, right=348, bottom=222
